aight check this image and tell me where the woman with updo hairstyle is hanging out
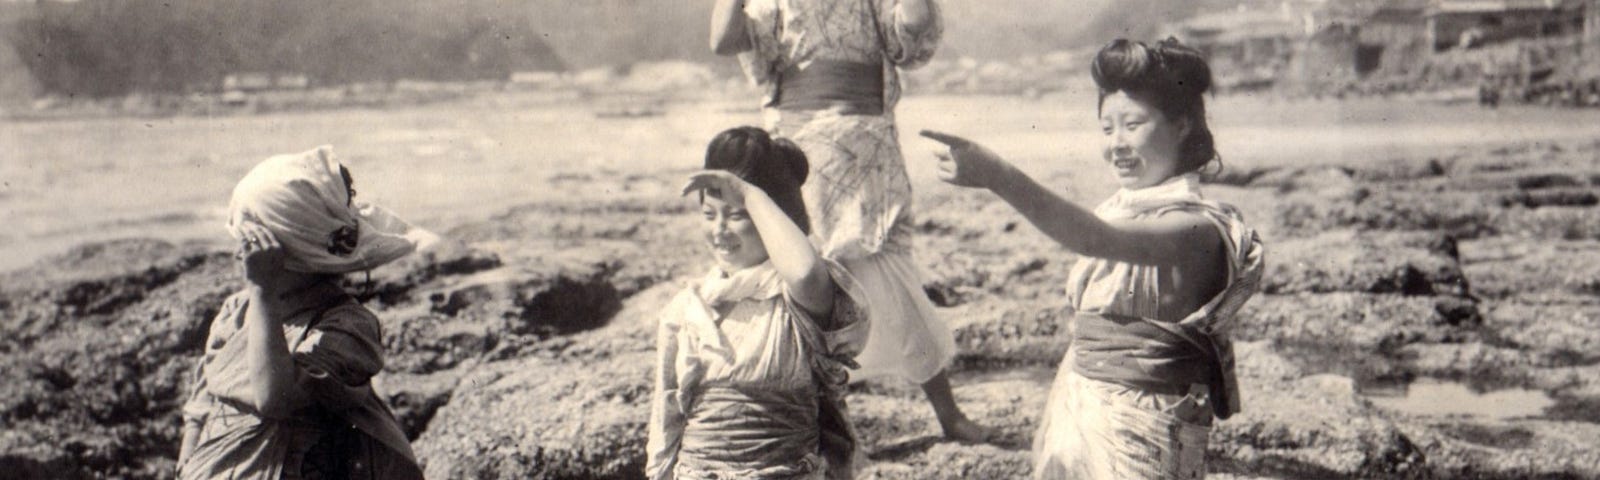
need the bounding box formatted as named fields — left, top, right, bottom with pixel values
left=648, top=127, right=872, bottom=479
left=921, top=37, right=1266, bottom=479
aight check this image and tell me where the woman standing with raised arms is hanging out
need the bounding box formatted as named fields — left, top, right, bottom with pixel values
left=923, top=38, right=1265, bottom=479
left=709, top=0, right=991, bottom=443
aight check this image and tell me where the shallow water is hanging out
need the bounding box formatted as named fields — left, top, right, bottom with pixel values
left=1363, top=378, right=1555, bottom=420
left=4, top=91, right=1600, bottom=272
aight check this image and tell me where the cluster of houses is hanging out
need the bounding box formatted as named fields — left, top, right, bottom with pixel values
left=1162, top=0, right=1600, bottom=102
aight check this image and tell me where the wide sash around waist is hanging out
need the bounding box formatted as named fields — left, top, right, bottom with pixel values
left=1072, top=312, right=1217, bottom=396
left=776, top=60, right=884, bottom=115
left=680, top=386, right=819, bottom=472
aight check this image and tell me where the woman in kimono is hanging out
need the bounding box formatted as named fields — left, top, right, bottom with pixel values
left=177, top=146, right=429, bottom=480
left=709, top=0, right=991, bottom=443
left=922, top=38, right=1266, bottom=479
left=647, top=127, right=870, bottom=479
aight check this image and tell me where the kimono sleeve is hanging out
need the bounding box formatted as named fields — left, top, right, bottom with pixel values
left=736, top=1, right=784, bottom=87
left=645, top=289, right=696, bottom=480
left=876, top=0, right=943, bottom=69
left=819, top=259, right=870, bottom=363
left=291, top=304, right=385, bottom=410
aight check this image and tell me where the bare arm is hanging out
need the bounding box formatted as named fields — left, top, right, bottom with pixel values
left=236, top=235, right=312, bottom=420
left=921, top=130, right=1220, bottom=266
left=710, top=0, right=752, bottom=55
left=233, top=223, right=310, bottom=419
left=242, top=289, right=311, bottom=418
left=684, top=171, right=834, bottom=314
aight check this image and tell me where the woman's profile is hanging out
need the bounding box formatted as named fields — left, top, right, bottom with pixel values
left=923, top=38, right=1266, bottom=479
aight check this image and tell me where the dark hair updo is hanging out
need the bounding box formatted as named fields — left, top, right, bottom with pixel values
left=703, top=126, right=812, bottom=234
left=1091, top=37, right=1221, bottom=176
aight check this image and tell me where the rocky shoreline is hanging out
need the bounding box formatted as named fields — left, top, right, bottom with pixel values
left=3, top=137, right=1599, bottom=479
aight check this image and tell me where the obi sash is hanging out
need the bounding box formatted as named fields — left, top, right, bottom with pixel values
left=776, top=60, right=884, bottom=115
left=1072, top=312, right=1224, bottom=404
left=678, top=386, right=822, bottom=477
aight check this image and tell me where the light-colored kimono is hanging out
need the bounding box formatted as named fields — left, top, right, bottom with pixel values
left=647, top=260, right=869, bottom=480
left=734, top=0, right=953, bottom=384
left=1033, top=174, right=1266, bottom=480
left=177, top=292, right=422, bottom=480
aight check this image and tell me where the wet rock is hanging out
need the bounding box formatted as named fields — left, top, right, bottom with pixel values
left=1, top=239, right=214, bottom=348
left=946, top=302, right=1070, bottom=370
left=1497, top=188, right=1599, bottom=208
left=1205, top=164, right=1279, bottom=187
left=1481, top=302, right=1600, bottom=366
left=1349, top=156, right=1453, bottom=183
left=1263, top=231, right=1469, bottom=296
left=422, top=255, right=621, bottom=336
left=1398, top=342, right=1540, bottom=380
left=1416, top=418, right=1600, bottom=479
left=1233, top=293, right=1473, bottom=383
left=1490, top=206, right=1600, bottom=241
left=1250, top=166, right=1363, bottom=202
left=1272, top=189, right=1498, bottom=239
left=412, top=352, right=652, bottom=479
left=0, top=239, right=237, bottom=480
left=362, top=239, right=503, bottom=305
left=1514, top=172, right=1585, bottom=190
left=1461, top=237, right=1600, bottom=300
left=1216, top=347, right=1429, bottom=479
left=380, top=370, right=461, bottom=440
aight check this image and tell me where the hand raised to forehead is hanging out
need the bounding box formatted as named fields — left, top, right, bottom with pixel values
left=920, top=130, right=1010, bottom=189
left=682, top=170, right=752, bottom=206
left=234, top=221, right=294, bottom=291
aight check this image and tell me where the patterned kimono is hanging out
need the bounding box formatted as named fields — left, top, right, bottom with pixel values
left=1033, top=174, right=1265, bottom=480
left=734, top=0, right=952, bottom=383
left=177, top=292, right=422, bottom=480
left=647, top=260, right=869, bottom=480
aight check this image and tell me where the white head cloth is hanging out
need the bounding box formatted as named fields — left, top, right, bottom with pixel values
left=228, top=145, right=431, bottom=274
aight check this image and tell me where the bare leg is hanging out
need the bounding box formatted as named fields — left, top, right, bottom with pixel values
left=922, top=369, right=994, bottom=443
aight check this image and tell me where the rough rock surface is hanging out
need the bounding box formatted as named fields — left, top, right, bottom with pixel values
left=5, top=137, right=1600, bottom=479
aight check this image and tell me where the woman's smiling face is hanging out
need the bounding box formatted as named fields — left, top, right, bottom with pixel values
left=1099, top=90, right=1189, bottom=189
left=700, top=193, right=769, bottom=271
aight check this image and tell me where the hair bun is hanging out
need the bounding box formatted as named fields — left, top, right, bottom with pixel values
left=1152, top=37, right=1212, bottom=97
left=771, top=137, right=809, bottom=187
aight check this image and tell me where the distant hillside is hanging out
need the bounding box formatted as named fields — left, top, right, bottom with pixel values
left=1, top=0, right=1230, bottom=98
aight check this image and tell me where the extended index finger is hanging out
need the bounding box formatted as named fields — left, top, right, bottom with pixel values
left=919, top=130, right=971, bottom=148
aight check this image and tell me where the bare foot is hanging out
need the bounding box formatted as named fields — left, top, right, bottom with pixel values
left=940, top=416, right=995, bottom=444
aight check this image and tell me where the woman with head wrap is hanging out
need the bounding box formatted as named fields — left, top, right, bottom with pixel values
left=177, top=146, right=429, bottom=480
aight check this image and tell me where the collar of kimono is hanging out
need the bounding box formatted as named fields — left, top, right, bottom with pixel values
left=696, top=260, right=784, bottom=310
left=1093, top=172, right=1203, bottom=221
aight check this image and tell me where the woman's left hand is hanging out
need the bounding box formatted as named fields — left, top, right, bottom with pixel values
left=235, top=221, right=293, bottom=292
left=682, top=170, right=755, bottom=205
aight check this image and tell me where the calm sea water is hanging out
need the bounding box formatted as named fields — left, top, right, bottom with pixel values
left=3, top=91, right=1599, bottom=272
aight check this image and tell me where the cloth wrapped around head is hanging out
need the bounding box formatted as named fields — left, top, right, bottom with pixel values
left=228, top=145, right=433, bottom=274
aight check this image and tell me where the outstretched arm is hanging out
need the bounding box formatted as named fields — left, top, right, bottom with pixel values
left=684, top=171, right=835, bottom=314
left=710, top=0, right=752, bottom=55
left=920, top=130, right=1220, bottom=267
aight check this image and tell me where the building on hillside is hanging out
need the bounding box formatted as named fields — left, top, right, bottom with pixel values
left=1424, top=0, right=1587, bottom=51
left=1283, top=23, right=1366, bottom=93
left=1354, top=0, right=1433, bottom=75
left=1161, top=8, right=1310, bottom=91
left=222, top=73, right=310, bottom=93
